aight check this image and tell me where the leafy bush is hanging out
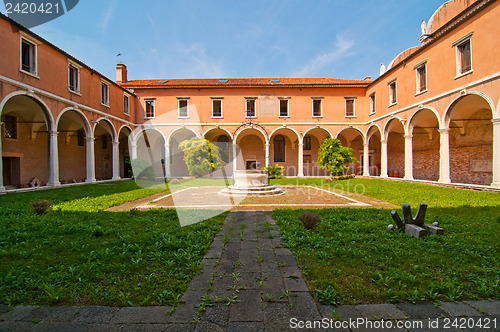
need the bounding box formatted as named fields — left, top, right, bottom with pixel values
left=332, top=174, right=356, bottom=180
left=131, top=158, right=156, bottom=180
left=179, top=137, right=224, bottom=177
left=262, top=164, right=284, bottom=179
left=31, top=200, right=53, bottom=215
left=298, top=212, right=321, bottom=230
left=317, top=138, right=358, bottom=176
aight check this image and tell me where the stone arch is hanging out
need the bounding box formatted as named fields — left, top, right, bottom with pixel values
left=384, top=118, right=406, bottom=178
left=168, top=127, right=198, bottom=178
left=1, top=92, right=54, bottom=188
left=203, top=126, right=233, bottom=141
left=443, top=92, right=494, bottom=185
left=383, top=117, right=406, bottom=141
left=335, top=126, right=366, bottom=144
left=93, top=118, right=116, bottom=141
left=303, top=126, right=333, bottom=139
left=234, top=127, right=267, bottom=170
left=366, top=125, right=382, bottom=176
left=118, top=125, right=133, bottom=178
left=302, top=126, right=331, bottom=176
left=409, top=108, right=441, bottom=181
left=336, top=127, right=365, bottom=175
left=93, top=118, right=116, bottom=180
left=134, top=127, right=167, bottom=179
left=56, top=107, right=91, bottom=135
left=234, top=126, right=269, bottom=144
left=269, top=127, right=300, bottom=176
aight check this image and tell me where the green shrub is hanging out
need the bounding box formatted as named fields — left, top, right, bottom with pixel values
left=31, top=200, right=53, bottom=215
left=298, top=212, right=321, bottom=230
left=262, top=164, right=284, bottom=179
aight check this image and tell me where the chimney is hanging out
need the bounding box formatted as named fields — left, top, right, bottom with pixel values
left=116, top=63, right=127, bottom=83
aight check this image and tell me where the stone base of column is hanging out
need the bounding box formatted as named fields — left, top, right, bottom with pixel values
left=112, top=176, right=121, bottom=181
left=86, top=178, right=96, bottom=183
left=438, top=178, right=451, bottom=184
left=0, top=186, right=6, bottom=193
left=47, top=181, right=61, bottom=187
left=403, top=176, right=414, bottom=181
left=380, top=174, right=389, bottom=179
left=490, top=181, right=500, bottom=189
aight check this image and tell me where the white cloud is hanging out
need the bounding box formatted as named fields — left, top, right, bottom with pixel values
left=292, top=35, right=355, bottom=77
left=99, top=0, right=117, bottom=32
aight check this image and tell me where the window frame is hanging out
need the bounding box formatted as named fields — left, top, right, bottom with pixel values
left=414, top=60, right=428, bottom=95
left=312, top=98, right=323, bottom=117
left=453, top=32, right=473, bottom=78
left=273, top=134, right=286, bottom=163
left=19, top=34, right=39, bottom=78
left=303, top=136, right=311, bottom=151
left=279, top=98, right=289, bottom=117
left=369, top=93, right=376, bottom=114
left=123, top=94, right=130, bottom=115
left=101, top=81, right=110, bottom=107
left=178, top=98, right=189, bottom=118
left=344, top=97, right=356, bottom=117
left=211, top=98, right=223, bottom=118
left=245, top=98, right=257, bottom=118
left=68, top=60, right=81, bottom=94
left=144, top=99, right=155, bottom=118
left=3, top=115, right=18, bottom=140
left=388, top=79, right=397, bottom=106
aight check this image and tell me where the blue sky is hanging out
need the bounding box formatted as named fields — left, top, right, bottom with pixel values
left=1, top=1, right=444, bottom=81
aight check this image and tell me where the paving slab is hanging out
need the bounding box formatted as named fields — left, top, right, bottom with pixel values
left=198, top=303, right=229, bottom=327
left=110, top=306, right=170, bottom=324
left=396, top=303, right=447, bottom=319
left=72, top=306, right=119, bottom=323
left=289, top=291, right=321, bottom=322
left=263, top=302, right=293, bottom=331
left=283, top=275, right=309, bottom=292
left=465, top=300, right=500, bottom=316
left=228, top=289, right=263, bottom=322
left=21, top=306, right=81, bottom=323
left=0, top=305, right=39, bottom=321
left=31, top=321, right=112, bottom=332
left=439, top=301, right=485, bottom=317
left=166, top=323, right=196, bottom=332
left=0, top=321, right=36, bottom=331
left=228, top=321, right=265, bottom=331
left=356, top=303, right=408, bottom=320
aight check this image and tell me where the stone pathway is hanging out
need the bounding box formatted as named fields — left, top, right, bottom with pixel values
left=0, top=211, right=499, bottom=331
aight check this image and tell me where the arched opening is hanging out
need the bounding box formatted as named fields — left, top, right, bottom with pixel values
left=270, top=128, right=299, bottom=176
left=446, top=94, right=493, bottom=185
left=385, top=119, right=405, bottom=178
left=169, top=128, right=197, bottom=177
left=118, top=127, right=132, bottom=178
left=367, top=126, right=382, bottom=176
left=303, top=127, right=331, bottom=176
left=1, top=94, right=50, bottom=188
left=93, top=120, right=115, bottom=180
left=235, top=128, right=266, bottom=170
left=136, top=129, right=166, bottom=179
left=204, top=128, right=232, bottom=165
left=57, top=109, right=89, bottom=183
left=336, top=128, right=364, bottom=175
left=410, top=109, right=440, bottom=181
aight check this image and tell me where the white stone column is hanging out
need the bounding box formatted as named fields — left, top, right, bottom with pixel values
left=164, top=143, right=171, bottom=178
left=491, top=119, right=500, bottom=188
left=130, top=141, right=137, bottom=160
left=404, top=134, right=414, bottom=180
left=86, top=136, right=96, bottom=183
left=438, top=128, right=451, bottom=183
left=0, top=135, right=5, bottom=192
left=232, top=141, right=237, bottom=175
left=363, top=143, right=370, bottom=176
left=47, top=131, right=60, bottom=187
left=112, top=141, right=120, bottom=180
left=298, top=142, right=304, bottom=177
left=265, top=142, right=270, bottom=168
left=380, top=139, right=388, bottom=178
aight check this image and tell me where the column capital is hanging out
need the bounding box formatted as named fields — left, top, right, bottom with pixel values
left=438, top=128, right=450, bottom=133
left=492, top=118, right=500, bottom=124
left=404, top=134, right=413, bottom=139
left=380, top=139, right=387, bottom=144
left=112, top=141, right=119, bottom=146
left=86, top=137, right=95, bottom=142
left=363, top=143, right=370, bottom=147
left=49, top=130, right=59, bottom=136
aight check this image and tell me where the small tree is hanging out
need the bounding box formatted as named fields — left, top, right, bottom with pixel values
left=317, top=138, right=358, bottom=176
left=179, top=137, right=224, bottom=177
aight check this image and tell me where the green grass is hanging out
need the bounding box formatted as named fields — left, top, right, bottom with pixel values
left=0, top=181, right=227, bottom=306
left=272, top=178, right=500, bottom=305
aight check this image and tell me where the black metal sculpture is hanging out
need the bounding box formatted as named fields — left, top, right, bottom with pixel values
left=389, top=202, right=443, bottom=238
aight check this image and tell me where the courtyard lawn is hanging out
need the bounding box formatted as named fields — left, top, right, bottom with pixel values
left=0, top=181, right=227, bottom=307
left=271, top=178, right=500, bottom=305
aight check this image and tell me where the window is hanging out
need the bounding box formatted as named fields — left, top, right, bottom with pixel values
left=3, top=115, right=17, bottom=139
left=415, top=61, right=427, bottom=93
left=304, top=136, right=311, bottom=150
left=77, top=129, right=85, bottom=146
left=101, top=135, right=108, bottom=149
left=279, top=99, right=288, bottom=117
left=101, top=82, right=109, bottom=105
left=212, top=99, right=222, bottom=117
left=68, top=64, right=80, bottom=93
left=457, top=39, right=472, bottom=75
left=274, top=135, right=285, bottom=162
left=312, top=99, right=322, bottom=117
left=389, top=80, right=397, bottom=105
left=21, top=38, right=36, bottom=75
left=178, top=99, right=188, bottom=117
left=369, top=93, right=376, bottom=114
left=124, top=95, right=130, bottom=115
left=145, top=99, right=155, bottom=118
left=345, top=98, right=355, bottom=117
left=246, top=99, right=256, bottom=117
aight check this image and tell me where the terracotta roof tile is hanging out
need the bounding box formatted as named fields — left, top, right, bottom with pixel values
left=120, top=77, right=371, bottom=89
